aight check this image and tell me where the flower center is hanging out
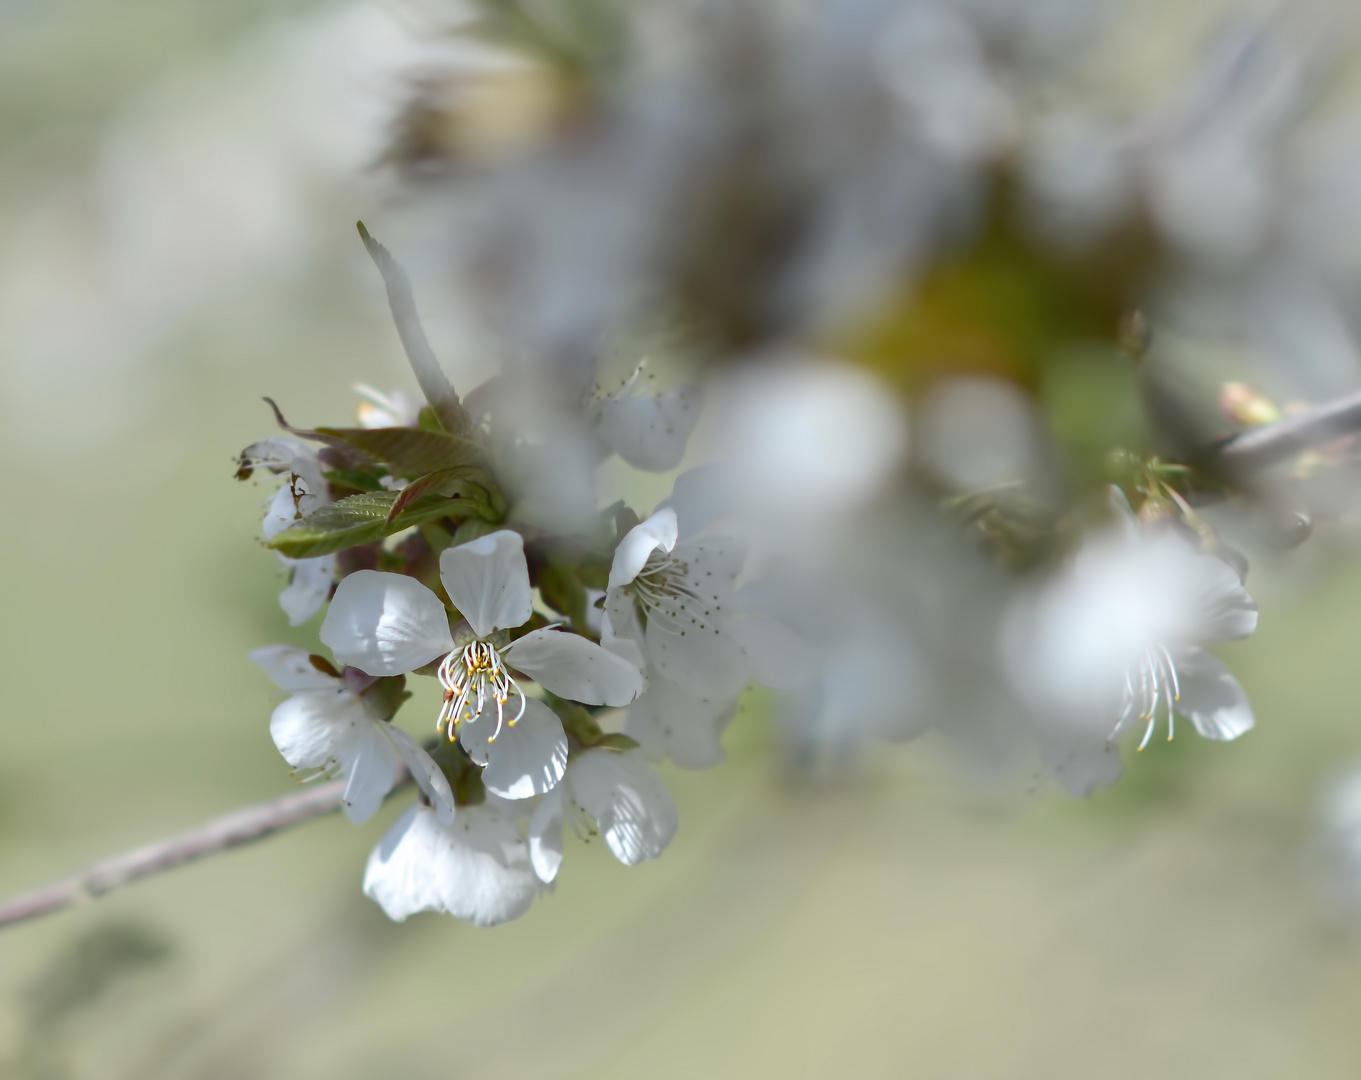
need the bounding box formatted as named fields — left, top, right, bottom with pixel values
left=437, top=640, right=525, bottom=742
left=1111, top=644, right=1182, bottom=751
left=628, top=550, right=719, bottom=637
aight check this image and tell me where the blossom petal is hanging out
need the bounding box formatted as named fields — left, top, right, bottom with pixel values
left=528, top=786, right=565, bottom=883
left=268, top=689, right=371, bottom=770
left=625, top=675, right=736, bottom=770
left=438, top=530, right=533, bottom=638
left=567, top=749, right=679, bottom=866
left=268, top=689, right=398, bottom=823
left=364, top=803, right=539, bottom=926
left=505, top=628, right=644, bottom=706
left=644, top=616, right=750, bottom=701
left=363, top=805, right=445, bottom=921
left=608, top=508, right=678, bottom=591
left=1189, top=555, right=1259, bottom=641
left=462, top=697, right=569, bottom=800
left=430, top=804, right=540, bottom=926
left=250, top=644, right=336, bottom=692
left=279, top=555, right=335, bottom=626
left=341, top=721, right=402, bottom=824
left=1173, top=647, right=1255, bottom=741
left=320, top=570, right=453, bottom=676
left=382, top=724, right=456, bottom=824
left=595, top=387, right=702, bottom=472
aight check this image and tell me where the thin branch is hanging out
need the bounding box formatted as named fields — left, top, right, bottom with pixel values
left=1215, top=387, right=1361, bottom=472
left=0, top=776, right=407, bottom=932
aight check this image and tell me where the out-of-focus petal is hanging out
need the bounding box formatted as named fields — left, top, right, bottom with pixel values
left=320, top=570, right=453, bottom=676
left=1173, top=647, right=1255, bottom=741
left=595, top=386, right=702, bottom=472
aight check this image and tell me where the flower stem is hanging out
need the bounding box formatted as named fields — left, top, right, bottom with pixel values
left=0, top=775, right=410, bottom=932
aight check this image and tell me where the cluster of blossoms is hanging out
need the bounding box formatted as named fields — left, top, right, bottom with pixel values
left=241, top=231, right=781, bottom=924
left=231, top=0, right=1361, bottom=923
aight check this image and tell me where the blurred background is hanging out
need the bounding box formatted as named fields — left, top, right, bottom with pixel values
left=6, top=0, right=1361, bottom=1077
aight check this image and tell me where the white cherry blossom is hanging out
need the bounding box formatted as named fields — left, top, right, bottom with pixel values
left=250, top=644, right=454, bottom=825
left=320, top=530, right=644, bottom=798
left=603, top=506, right=750, bottom=701
left=528, top=748, right=679, bottom=884
left=363, top=798, right=542, bottom=926
left=1002, top=491, right=1259, bottom=794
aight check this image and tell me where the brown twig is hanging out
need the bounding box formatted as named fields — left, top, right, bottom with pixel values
left=0, top=777, right=407, bottom=931
left=1215, top=387, right=1361, bottom=472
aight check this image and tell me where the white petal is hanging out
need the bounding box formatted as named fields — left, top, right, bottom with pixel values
left=608, top=508, right=678, bottom=591
left=262, top=482, right=303, bottom=541
left=505, top=628, right=645, bottom=706
left=624, top=675, right=736, bottom=770
left=269, top=690, right=398, bottom=824
left=1189, top=556, right=1259, bottom=641
left=268, top=689, right=371, bottom=770
left=600, top=611, right=647, bottom=672
left=1039, top=733, right=1125, bottom=797
left=1173, top=647, right=1255, bottom=741
left=528, top=786, right=565, bottom=883
left=567, top=749, right=679, bottom=866
left=363, top=805, right=444, bottom=921
left=320, top=570, right=453, bottom=676
left=250, top=644, right=336, bottom=692
left=595, top=387, right=702, bottom=472
left=382, top=725, right=456, bottom=824
left=462, top=697, right=569, bottom=799
left=727, top=611, right=811, bottom=691
left=431, top=804, right=540, bottom=926
left=340, top=722, right=402, bottom=824
left=438, top=530, right=533, bottom=638
left=644, top=616, right=750, bottom=701
left=278, top=555, right=335, bottom=626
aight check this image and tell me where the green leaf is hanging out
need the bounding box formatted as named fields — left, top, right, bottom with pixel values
left=537, top=560, right=588, bottom=628
left=269, top=491, right=469, bottom=559
left=593, top=733, right=640, bottom=752
left=314, top=426, right=485, bottom=477
left=387, top=468, right=500, bottom=525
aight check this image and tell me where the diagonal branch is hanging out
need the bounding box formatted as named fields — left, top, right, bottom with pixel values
left=0, top=776, right=408, bottom=932
left=1214, top=387, right=1361, bottom=472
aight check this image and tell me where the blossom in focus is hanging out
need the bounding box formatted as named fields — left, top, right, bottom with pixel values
left=528, top=748, right=679, bottom=884
left=604, top=505, right=750, bottom=702
left=363, top=798, right=541, bottom=926
left=1002, top=491, right=1259, bottom=794
left=320, top=529, right=644, bottom=799
left=250, top=644, right=454, bottom=824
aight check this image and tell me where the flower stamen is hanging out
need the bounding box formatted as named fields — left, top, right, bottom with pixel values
left=436, top=641, right=525, bottom=742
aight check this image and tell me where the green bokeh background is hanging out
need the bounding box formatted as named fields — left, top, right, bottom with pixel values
left=5, top=2, right=1361, bottom=1077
